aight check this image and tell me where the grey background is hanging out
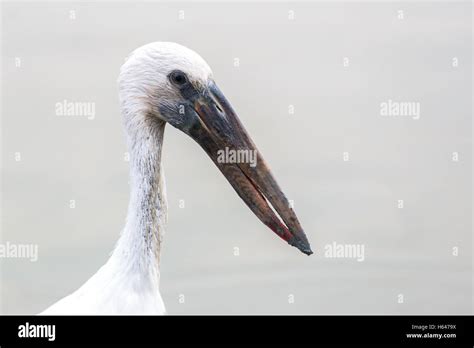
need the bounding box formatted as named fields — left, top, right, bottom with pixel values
left=0, top=1, right=472, bottom=314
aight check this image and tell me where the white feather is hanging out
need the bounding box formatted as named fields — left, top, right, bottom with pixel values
left=41, top=42, right=212, bottom=315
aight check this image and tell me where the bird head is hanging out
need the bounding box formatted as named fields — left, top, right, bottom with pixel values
left=119, top=42, right=312, bottom=255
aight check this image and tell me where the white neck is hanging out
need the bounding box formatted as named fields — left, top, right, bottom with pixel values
left=111, top=115, right=168, bottom=282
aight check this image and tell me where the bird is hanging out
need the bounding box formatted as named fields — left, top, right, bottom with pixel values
left=40, top=42, right=312, bottom=315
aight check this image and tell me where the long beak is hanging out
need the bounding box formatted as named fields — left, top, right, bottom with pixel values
left=185, top=81, right=312, bottom=255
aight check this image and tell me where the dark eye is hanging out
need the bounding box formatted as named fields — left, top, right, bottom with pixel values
left=169, top=70, right=188, bottom=86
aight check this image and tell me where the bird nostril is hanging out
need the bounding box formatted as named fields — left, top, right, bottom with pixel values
left=210, top=96, right=224, bottom=114
left=214, top=102, right=224, bottom=114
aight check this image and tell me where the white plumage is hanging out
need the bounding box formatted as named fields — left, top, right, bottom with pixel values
left=41, top=43, right=212, bottom=315
left=41, top=41, right=312, bottom=315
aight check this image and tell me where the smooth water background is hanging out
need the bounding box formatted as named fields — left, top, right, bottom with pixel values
left=0, top=1, right=472, bottom=314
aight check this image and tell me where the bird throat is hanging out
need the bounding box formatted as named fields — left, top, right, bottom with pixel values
left=112, top=116, right=167, bottom=280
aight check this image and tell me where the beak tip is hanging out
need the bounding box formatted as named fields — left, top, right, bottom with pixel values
left=300, top=247, right=313, bottom=256
left=289, top=237, right=313, bottom=256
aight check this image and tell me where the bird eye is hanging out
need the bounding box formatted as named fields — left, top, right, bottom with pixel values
left=169, top=70, right=189, bottom=87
